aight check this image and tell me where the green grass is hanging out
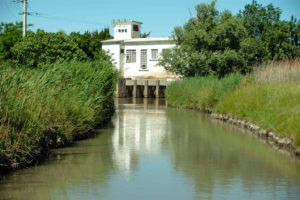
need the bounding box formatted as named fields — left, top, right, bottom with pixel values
left=166, top=73, right=242, bottom=109
left=0, top=60, right=118, bottom=172
left=215, top=83, right=300, bottom=146
left=166, top=61, right=300, bottom=147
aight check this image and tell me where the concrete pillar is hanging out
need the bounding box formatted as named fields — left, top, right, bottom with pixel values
left=133, top=80, right=137, bottom=98
left=116, top=78, right=126, bottom=97
left=155, top=98, right=159, bottom=107
left=144, top=80, right=149, bottom=98
left=155, top=80, right=160, bottom=98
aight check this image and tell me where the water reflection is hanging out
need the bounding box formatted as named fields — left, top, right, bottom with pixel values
left=164, top=109, right=300, bottom=199
left=111, top=100, right=167, bottom=175
left=0, top=99, right=300, bottom=200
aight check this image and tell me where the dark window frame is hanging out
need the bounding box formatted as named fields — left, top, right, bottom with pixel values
left=133, top=24, right=139, bottom=32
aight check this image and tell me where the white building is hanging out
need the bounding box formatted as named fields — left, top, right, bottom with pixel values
left=102, top=20, right=176, bottom=79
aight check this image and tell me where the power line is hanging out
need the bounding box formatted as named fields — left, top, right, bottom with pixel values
left=1, top=1, right=18, bottom=18
left=25, top=2, right=110, bottom=27
left=10, top=0, right=111, bottom=32
left=30, top=12, right=110, bottom=27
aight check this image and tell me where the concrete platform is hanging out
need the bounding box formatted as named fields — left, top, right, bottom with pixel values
left=116, top=78, right=175, bottom=98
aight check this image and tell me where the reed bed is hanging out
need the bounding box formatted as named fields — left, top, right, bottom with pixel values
left=0, top=60, right=118, bottom=173
left=254, top=59, right=300, bottom=84
left=166, top=73, right=242, bottom=109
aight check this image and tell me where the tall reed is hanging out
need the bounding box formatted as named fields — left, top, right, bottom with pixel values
left=254, top=59, right=300, bottom=84
left=0, top=60, right=118, bottom=172
left=166, top=73, right=242, bottom=109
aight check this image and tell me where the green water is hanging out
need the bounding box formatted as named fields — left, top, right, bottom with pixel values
left=1, top=98, right=300, bottom=200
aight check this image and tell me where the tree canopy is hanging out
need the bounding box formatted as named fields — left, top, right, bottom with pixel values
left=0, top=23, right=112, bottom=67
left=0, top=22, right=22, bottom=61
left=12, top=30, right=88, bottom=68
left=159, top=0, right=300, bottom=77
left=70, top=28, right=112, bottom=60
left=238, top=0, right=300, bottom=60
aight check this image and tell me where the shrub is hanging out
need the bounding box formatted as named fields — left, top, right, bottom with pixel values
left=11, top=30, right=87, bottom=68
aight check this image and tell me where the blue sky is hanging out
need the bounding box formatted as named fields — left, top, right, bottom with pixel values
left=1, top=0, right=299, bottom=37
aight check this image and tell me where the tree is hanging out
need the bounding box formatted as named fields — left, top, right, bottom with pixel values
left=12, top=30, right=87, bottom=68
left=238, top=0, right=300, bottom=59
left=0, top=22, right=22, bottom=61
left=70, top=28, right=112, bottom=60
left=160, top=0, right=300, bottom=77
left=159, top=0, right=254, bottom=77
left=141, top=32, right=151, bottom=38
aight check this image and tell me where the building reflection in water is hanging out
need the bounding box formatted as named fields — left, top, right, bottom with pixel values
left=111, top=100, right=167, bottom=174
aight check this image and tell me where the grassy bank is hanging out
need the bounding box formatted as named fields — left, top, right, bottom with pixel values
left=166, top=60, right=300, bottom=147
left=166, top=73, right=242, bottom=110
left=0, top=60, right=118, bottom=173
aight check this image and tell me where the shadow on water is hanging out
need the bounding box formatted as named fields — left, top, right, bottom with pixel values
left=0, top=98, right=299, bottom=200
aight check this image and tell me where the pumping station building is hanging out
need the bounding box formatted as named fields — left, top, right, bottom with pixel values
left=102, top=20, right=178, bottom=97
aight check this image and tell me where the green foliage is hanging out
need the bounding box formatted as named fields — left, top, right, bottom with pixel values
left=166, top=61, right=300, bottom=147
left=0, top=22, right=113, bottom=66
left=215, top=83, right=300, bottom=146
left=0, top=59, right=118, bottom=171
left=166, top=73, right=242, bottom=109
left=141, top=32, right=151, bottom=38
left=238, top=0, right=300, bottom=60
left=160, top=0, right=300, bottom=77
left=0, top=22, right=22, bottom=61
left=160, top=1, right=254, bottom=77
left=11, top=30, right=88, bottom=68
left=69, top=28, right=112, bottom=59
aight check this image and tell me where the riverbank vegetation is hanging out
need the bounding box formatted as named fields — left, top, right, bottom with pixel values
left=0, top=23, right=117, bottom=173
left=166, top=60, right=300, bottom=147
left=165, top=73, right=242, bottom=109
left=163, top=0, right=300, bottom=148
left=0, top=60, right=118, bottom=173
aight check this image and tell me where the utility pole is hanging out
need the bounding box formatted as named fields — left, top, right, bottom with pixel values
left=22, top=0, right=27, bottom=37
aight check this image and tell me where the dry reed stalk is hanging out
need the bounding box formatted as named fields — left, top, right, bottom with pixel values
left=254, top=58, right=300, bottom=84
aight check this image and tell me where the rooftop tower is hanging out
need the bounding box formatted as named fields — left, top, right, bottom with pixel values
left=112, top=20, right=142, bottom=40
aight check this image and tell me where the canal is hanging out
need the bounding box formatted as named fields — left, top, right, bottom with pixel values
left=1, top=98, right=300, bottom=200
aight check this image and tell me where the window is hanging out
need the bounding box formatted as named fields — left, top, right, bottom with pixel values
left=140, top=49, right=147, bottom=69
left=133, top=24, right=139, bottom=32
left=151, top=49, right=158, bottom=60
left=118, top=29, right=127, bottom=33
left=126, top=50, right=136, bottom=63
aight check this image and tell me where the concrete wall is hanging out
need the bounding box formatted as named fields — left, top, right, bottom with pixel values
left=114, top=24, right=132, bottom=40
left=102, top=43, right=121, bottom=71
left=123, top=41, right=175, bottom=78
left=114, top=22, right=141, bottom=40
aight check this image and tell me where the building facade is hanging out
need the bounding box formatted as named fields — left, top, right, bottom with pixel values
left=102, top=21, right=176, bottom=79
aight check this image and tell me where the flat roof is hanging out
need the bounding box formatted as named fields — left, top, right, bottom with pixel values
left=102, top=37, right=174, bottom=44
left=101, top=39, right=124, bottom=43
left=124, top=37, right=173, bottom=43
left=112, top=20, right=143, bottom=25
